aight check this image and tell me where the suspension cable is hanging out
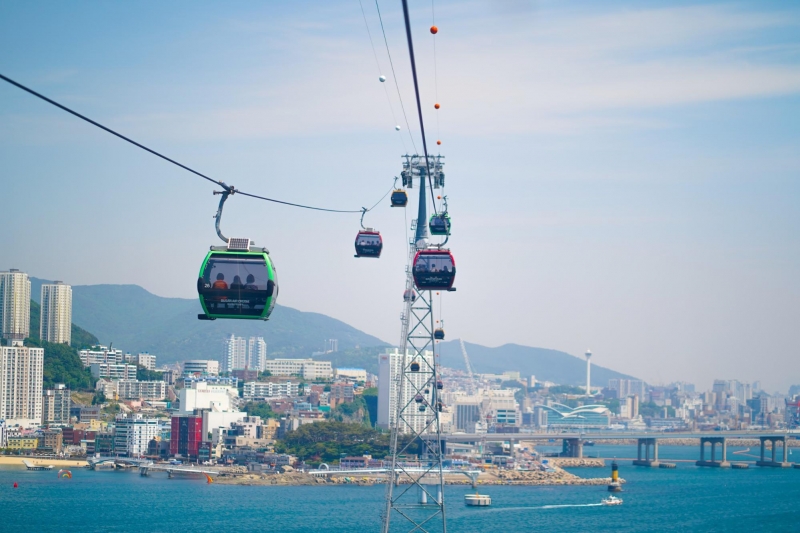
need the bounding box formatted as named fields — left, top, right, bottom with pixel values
left=399, top=0, right=438, bottom=215
left=0, top=72, right=389, bottom=215
left=374, top=0, right=417, bottom=154
left=357, top=0, right=408, bottom=154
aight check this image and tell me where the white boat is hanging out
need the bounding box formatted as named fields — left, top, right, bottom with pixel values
left=465, top=493, right=492, bottom=507
left=601, top=495, right=623, bottom=506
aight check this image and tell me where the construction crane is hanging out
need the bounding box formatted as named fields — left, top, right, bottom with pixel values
left=459, top=339, right=475, bottom=381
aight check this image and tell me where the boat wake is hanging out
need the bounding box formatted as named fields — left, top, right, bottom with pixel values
left=482, top=503, right=604, bottom=513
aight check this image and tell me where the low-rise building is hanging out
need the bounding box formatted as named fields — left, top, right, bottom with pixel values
left=79, top=346, right=124, bottom=366
left=334, top=368, right=368, bottom=382
left=183, top=360, right=220, bottom=376
left=116, top=380, right=167, bottom=401
left=263, top=358, right=333, bottom=380
left=7, top=435, right=38, bottom=450
left=243, top=381, right=300, bottom=399
left=38, top=428, right=63, bottom=453
left=89, top=363, right=137, bottom=381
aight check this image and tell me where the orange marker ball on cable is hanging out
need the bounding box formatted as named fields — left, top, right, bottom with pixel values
left=437, top=140, right=442, bottom=145
left=434, top=103, right=440, bottom=109
left=430, top=25, right=438, bottom=34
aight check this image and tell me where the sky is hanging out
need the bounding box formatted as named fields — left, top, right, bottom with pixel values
left=1, top=1, right=798, bottom=392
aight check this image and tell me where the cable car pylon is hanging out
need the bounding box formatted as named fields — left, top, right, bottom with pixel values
left=383, top=155, right=448, bottom=533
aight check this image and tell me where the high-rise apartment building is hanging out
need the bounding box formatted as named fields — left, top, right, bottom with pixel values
left=224, top=334, right=247, bottom=371
left=0, top=342, right=44, bottom=425
left=248, top=337, right=267, bottom=372
left=377, top=348, right=434, bottom=434
left=42, top=384, right=71, bottom=427
left=40, top=281, right=72, bottom=345
left=0, top=269, right=31, bottom=342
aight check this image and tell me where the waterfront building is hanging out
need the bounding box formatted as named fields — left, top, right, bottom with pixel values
left=183, top=359, right=220, bottom=376
left=40, top=281, right=72, bottom=345
left=7, top=435, right=38, bottom=450
left=42, top=384, right=71, bottom=426
left=0, top=269, right=31, bottom=342
left=224, top=334, right=247, bottom=371
left=242, top=381, right=300, bottom=399
left=114, top=413, right=159, bottom=457
left=0, top=419, right=6, bottom=447
left=263, top=358, right=333, bottom=380
left=179, top=381, right=237, bottom=413
left=0, top=342, right=44, bottom=427
left=79, top=346, right=124, bottom=366
left=170, top=414, right=203, bottom=460
left=39, top=428, right=63, bottom=453
left=248, top=337, right=268, bottom=372
left=335, top=368, right=368, bottom=382
left=89, top=362, right=137, bottom=381
left=377, top=348, right=434, bottom=434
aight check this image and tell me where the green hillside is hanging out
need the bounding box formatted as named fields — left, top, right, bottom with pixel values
left=31, top=278, right=388, bottom=364
left=29, top=299, right=99, bottom=349
left=437, top=340, right=637, bottom=387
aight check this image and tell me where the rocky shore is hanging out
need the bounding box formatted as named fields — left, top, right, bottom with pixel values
left=213, top=465, right=616, bottom=487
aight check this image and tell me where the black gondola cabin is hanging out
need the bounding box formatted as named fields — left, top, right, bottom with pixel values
left=412, top=249, right=456, bottom=291
left=354, top=230, right=382, bottom=258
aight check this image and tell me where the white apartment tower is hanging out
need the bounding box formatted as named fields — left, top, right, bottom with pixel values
left=0, top=342, right=44, bottom=426
left=0, top=269, right=31, bottom=342
left=40, top=281, right=72, bottom=345
left=224, top=334, right=247, bottom=372
left=248, top=337, right=267, bottom=372
left=377, top=348, right=435, bottom=434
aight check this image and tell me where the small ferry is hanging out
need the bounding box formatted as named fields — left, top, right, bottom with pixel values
left=601, top=495, right=623, bottom=506
left=465, top=493, right=492, bottom=507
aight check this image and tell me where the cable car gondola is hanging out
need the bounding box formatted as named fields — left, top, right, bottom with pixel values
left=412, top=249, right=456, bottom=291
left=354, top=229, right=382, bottom=258
left=434, top=328, right=445, bottom=340
left=429, top=213, right=451, bottom=236
left=390, top=189, right=408, bottom=207
left=197, top=239, right=278, bottom=320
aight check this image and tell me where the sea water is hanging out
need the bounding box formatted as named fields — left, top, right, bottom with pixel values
left=2, top=445, right=799, bottom=532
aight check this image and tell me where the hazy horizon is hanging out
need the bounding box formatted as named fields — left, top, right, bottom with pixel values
left=2, top=1, right=798, bottom=391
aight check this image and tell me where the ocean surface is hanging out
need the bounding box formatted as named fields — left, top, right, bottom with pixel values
left=2, top=445, right=800, bottom=532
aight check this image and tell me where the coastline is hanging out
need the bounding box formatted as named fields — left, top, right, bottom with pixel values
left=0, top=456, right=88, bottom=467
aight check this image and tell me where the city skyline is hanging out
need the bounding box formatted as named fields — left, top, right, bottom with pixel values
left=1, top=1, right=798, bottom=395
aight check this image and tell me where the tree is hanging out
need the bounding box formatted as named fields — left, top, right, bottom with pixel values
left=93, top=391, right=107, bottom=405
left=25, top=338, right=95, bottom=390
left=136, top=366, right=164, bottom=381
left=243, top=401, right=278, bottom=419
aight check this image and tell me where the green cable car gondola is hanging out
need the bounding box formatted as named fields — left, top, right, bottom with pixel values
left=197, top=243, right=278, bottom=320
left=429, top=213, right=451, bottom=236
left=197, top=187, right=278, bottom=321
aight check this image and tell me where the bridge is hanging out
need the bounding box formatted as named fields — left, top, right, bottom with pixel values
left=423, top=431, right=796, bottom=468
left=138, top=464, right=220, bottom=478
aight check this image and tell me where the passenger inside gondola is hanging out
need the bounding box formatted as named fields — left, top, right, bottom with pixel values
left=213, top=273, right=228, bottom=289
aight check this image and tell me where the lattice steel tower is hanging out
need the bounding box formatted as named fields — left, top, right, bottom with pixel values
left=382, top=155, right=448, bottom=533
